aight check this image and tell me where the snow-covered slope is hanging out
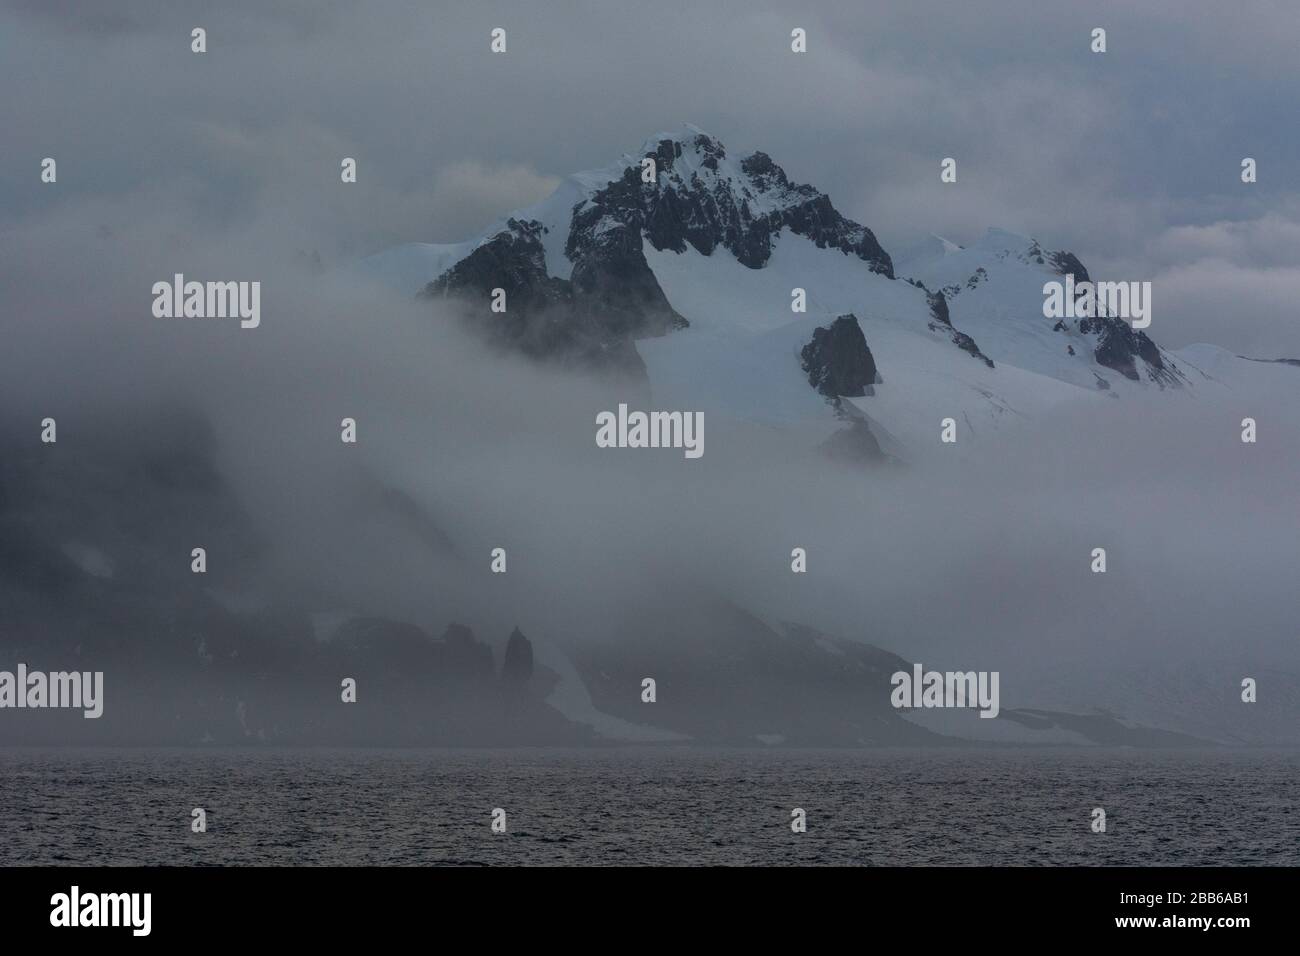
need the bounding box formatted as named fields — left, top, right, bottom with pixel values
left=898, top=228, right=1183, bottom=392
left=638, top=229, right=1091, bottom=461
left=1169, top=342, right=1300, bottom=398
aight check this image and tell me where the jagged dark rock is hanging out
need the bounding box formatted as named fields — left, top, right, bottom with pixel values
left=952, top=330, right=993, bottom=367
left=925, top=289, right=995, bottom=368
left=428, top=219, right=567, bottom=315
left=798, top=316, right=888, bottom=463
left=501, top=626, right=534, bottom=686
left=1048, top=250, right=1090, bottom=282
left=569, top=136, right=893, bottom=276
left=800, top=314, right=879, bottom=398
left=926, top=289, right=951, bottom=328
left=566, top=199, right=689, bottom=340
left=1081, top=314, right=1174, bottom=384
left=1038, top=243, right=1183, bottom=387
left=423, top=218, right=674, bottom=377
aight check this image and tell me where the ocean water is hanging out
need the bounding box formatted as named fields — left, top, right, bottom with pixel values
left=0, top=748, right=1295, bottom=866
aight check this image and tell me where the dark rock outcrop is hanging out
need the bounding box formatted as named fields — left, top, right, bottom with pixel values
left=1038, top=247, right=1183, bottom=386
left=501, top=626, right=534, bottom=686
left=429, top=219, right=567, bottom=315
left=924, top=288, right=994, bottom=368
left=800, top=314, right=879, bottom=398
left=799, top=315, right=888, bottom=463
left=949, top=328, right=993, bottom=367
left=423, top=218, right=679, bottom=377
left=1048, top=250, right=1090, bottom=283
left=926, top=288, right=952, bottom=327
left=569, top=135, right=893, bottom=276
left=1079, top=314, right=1176, bottom=384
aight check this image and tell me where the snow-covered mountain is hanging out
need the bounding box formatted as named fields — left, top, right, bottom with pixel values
left=356, top=124, right=1280, bottom=464
left=896, top=227, right=1182, bottom=392
left=344, top=127, right=1300, bottom=747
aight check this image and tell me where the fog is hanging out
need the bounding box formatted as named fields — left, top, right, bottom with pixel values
left=2, top=0, right=1298, bottom=745
left=2, top=198, right=1298, bottom=742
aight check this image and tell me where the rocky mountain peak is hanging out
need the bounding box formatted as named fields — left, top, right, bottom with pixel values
left=570, top=126, right=894, bottom=276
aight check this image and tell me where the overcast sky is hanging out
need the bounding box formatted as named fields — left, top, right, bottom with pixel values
left=3, top=0, right=1298, bottom=355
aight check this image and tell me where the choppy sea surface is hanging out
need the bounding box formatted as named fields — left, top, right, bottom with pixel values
left=0, top=748, right=1294, bottom=866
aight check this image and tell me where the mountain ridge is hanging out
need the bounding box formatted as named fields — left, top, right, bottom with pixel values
left=361, top=124, right=1224, bottom=462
